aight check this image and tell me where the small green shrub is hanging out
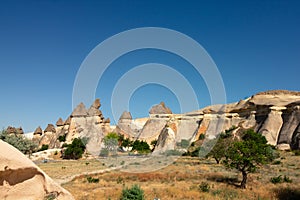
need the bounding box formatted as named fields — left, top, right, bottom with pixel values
left=271, top=175, right=292, bottom=184
left=199, top=182, right=210, bottom=192
left=272, top=160, right=281, bottom=165
left=199, top=133, right=205, bottom=140
left=86, top=176, right=99, bottom=183
left=58, top=134, right=66, bottom=142
left=293, top=150, right=300, bottom=156
left=283, top=175, right=292, bottom=183
left=120, top=184, right=145, bottom=200
left=62, top=138, right=86, bottom=160
left=38, top=144, right=49, bottom=152
left=271, top=175, right=282, bottom=184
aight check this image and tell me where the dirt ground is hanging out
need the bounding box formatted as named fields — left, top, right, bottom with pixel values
left=37, top=151, right=300, bottom=200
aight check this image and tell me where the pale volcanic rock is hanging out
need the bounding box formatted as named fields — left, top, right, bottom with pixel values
left=0, top=140, right=74, bottom=200
left=149, top=102, right=172, bottom=114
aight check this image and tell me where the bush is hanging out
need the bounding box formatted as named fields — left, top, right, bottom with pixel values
left=199, top=133, right=205, bottom=140
left=271, top=175, right=283, bottom=184
left=132, top=140, right=150, bottom=153
left=293, top=150, right=300, bottom=156
left=38, top=144, right=49, bottom=152
left=58, top=134, right=66, bottom=142
left=62, top=138, right=86, bottom=159
left=0, top=130, right=37, bottom=154
left=272, top=160, right=281, bottom=165
left=120, top=184, right=145, bottom=200
left=177, top=139, right=190, bottom=148
left=86, top=176, right=99, bottom=183
left=199, top=182, right=210, bottom=192
left=270, top=175, right=292, bottom=184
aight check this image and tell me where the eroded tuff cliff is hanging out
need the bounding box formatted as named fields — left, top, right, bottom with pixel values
left=116, top=90, right=300, bottom=152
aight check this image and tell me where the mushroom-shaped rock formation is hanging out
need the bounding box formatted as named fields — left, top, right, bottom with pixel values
left=6, top=126, right=17, bottom=134
left=87, top=106, right=102, bottom=116
left=33, top=126, right=43, bottom=135
left=92, top=98, right=101, bottom=109
left=64, top=116, right=71, bottom=125
left=0, top=140, right=74, bottom=200
left=119, top=111, right=132, bottom=120
left=149, top=102, right=172, bottom=114
left=104, top=118, right=110, bottom=123
left=44, top=124, right=56, bottom=133
left=56, top=118, right=64, bottom=127
left=71, top=102, right=88, bottom=117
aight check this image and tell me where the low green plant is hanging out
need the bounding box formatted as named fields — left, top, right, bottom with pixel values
left=120, top=184, right=145, bottom=200
left=199, top=133, right=205, bottom=140
left=86, top=176, right=99, bottom=183
left=270, top=175, right=282, bottom=184
left=272, top=160, right=281, bottom=165
left=38, top=144, right=49, bottom=152
left=62, top=138, right=86, bottom=160
left=199, top=182, right=210, bottom=192
left=58, top=134, right=66, bottom=142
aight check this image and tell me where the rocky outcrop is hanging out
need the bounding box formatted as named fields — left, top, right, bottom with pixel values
left=44, top=124, right=56, bottom=133
left=119, top=111, right=132, bottom=120
left=56, top=118, right=64, bottom=127
left=6, top=126, right=24, bottom=135
left=71, top=103, right=88, bottom=117
left=0, top=140, right=74, bottom=199
left=149, top=102, right=172, bottom=114
left=34, top=126, right=43, bottom=135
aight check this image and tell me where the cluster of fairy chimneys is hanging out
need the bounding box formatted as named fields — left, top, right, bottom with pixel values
left=32, top=99, right=110, bottom=136
left=6, top=126, right=24, bottom=135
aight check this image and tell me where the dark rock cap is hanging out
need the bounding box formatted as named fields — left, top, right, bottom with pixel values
left=87, top=106, right=102, bottom=116
left=56, top=118, right=64, bottom=126
left=92, top=99, right=101, bottom=109
left=64, top=116, right=71, bottom=125
left=149, top=102, right=172, bottom=114
left=71, top=102, right=88, bottom=117
left=119, top=111, right=132, bottom=120
left=44, top=124, right=56, bottom=133
left=34, top=126, right=43, bottom=135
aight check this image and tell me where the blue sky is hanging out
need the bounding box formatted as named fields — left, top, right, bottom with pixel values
left=0, top=0, right=299, bottom=132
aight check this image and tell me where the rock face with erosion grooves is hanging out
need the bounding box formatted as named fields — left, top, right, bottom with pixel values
left=0, top=140, right=74, bottom=200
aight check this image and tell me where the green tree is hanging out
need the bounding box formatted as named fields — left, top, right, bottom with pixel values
left=120, top=184, right=145, bottom=200
left=132, top=140, right=150, bottom=153
left=223, top=129, right=275, bottom=189
left=0, top=130, right=37, bottom=155
left=63, top=138, right=86, bottom=159
left=103, top=132, right=119, bottom=156
left=207, top=130, right=234, bottom=164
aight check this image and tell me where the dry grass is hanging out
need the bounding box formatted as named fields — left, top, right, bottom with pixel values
left=38, top=151, right=300, bottom=200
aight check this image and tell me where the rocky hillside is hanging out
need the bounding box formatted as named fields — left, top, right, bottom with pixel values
left=116, top=90, right=300, bottom=152
left=29, top=99, right=113, bottom=156
left=9, top=90, right=299, bottom=156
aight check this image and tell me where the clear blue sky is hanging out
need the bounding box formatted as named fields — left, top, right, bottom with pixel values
left=0, top=0, right=299, bottom=132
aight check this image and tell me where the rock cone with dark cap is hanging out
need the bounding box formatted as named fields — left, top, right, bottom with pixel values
left=149, top=102, right=172, bottom=114
left=119, top=111, right=132, bottom=120
left=33, top=126, right=43, bottom=135
left=71, top=102, right=88, bottom=117
left=56, top=118, right=64, bottom=126
left=44, top=124, right=56, bottom=133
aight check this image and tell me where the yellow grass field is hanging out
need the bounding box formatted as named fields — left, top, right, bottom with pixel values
left=38, top=151, right=300, bottom=200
